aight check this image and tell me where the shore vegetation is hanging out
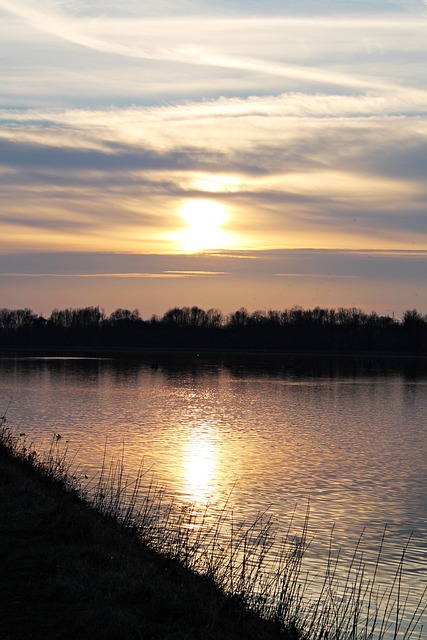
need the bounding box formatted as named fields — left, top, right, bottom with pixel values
left=0, top=413, right=425, bottom=639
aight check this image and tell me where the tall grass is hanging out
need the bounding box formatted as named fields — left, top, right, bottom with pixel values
left=0, top=414, right=425, bottom=640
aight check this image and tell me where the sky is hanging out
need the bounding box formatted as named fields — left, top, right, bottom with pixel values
left=1, top=0, right=426, bottom=318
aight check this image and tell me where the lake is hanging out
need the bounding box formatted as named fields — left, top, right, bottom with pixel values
left=1, top=354, right=426, bottom=636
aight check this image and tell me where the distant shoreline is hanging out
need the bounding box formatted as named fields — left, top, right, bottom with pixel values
left=1, top=345, right=426, bottom=360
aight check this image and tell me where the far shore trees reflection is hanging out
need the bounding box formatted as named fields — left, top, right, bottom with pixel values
left=0, top=305, right=426, bottom=353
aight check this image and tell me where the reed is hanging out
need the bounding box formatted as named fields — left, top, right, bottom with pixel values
left=0, top=415, right=425, bottom=640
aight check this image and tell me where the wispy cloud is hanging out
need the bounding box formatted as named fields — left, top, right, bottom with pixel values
left=1, top=0, right=426, bottom=103
left=0, top=271, right=225, bottom=278
left=275, top=273, right=362, bottom=279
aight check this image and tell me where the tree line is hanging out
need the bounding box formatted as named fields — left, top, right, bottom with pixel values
left=0, top=305, right=426, bottom=353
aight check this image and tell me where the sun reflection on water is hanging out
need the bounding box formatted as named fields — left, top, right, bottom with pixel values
left=182, top=423, right=218, bottom=504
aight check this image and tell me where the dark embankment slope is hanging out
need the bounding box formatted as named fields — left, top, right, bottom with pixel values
left=0, top=450, right=290, bottom=640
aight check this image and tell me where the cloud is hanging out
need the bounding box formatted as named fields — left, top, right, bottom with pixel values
left=275, top=273, right=362, bottom=279
left=1, top=248, right=426, bottom=280
left=0, top=272, right=225, bottom=279
left=1, top=95, right=426, bottom=254
left=1, top=249, right=425, bottom=316
left=2, top=99, right=426, bottom=180
left=1, top=0, right=427, bottom=104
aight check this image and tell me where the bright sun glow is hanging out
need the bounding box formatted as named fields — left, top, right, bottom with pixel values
left=176, top=199, right=231, bottom=252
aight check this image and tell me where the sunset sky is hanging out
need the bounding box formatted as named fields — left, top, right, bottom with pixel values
left=1, top=0, right=426, bottom=318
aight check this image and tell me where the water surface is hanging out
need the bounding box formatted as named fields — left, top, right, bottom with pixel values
left=1, top=355, right=426, bottom=633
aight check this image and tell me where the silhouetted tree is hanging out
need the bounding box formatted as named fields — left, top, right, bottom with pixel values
left=0, top=304, right=426, bottom=353
left=109, top=308, right=140, bottom=323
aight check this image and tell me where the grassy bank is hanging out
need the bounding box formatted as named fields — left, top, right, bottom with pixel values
left=0, top=435, right=291, bottom=640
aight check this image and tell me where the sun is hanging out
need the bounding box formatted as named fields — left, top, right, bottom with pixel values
left=176, top=199, right=231, bottom=252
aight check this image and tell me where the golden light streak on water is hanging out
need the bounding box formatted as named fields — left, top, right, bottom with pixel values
left=181, top=423, right=218, bottom=504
